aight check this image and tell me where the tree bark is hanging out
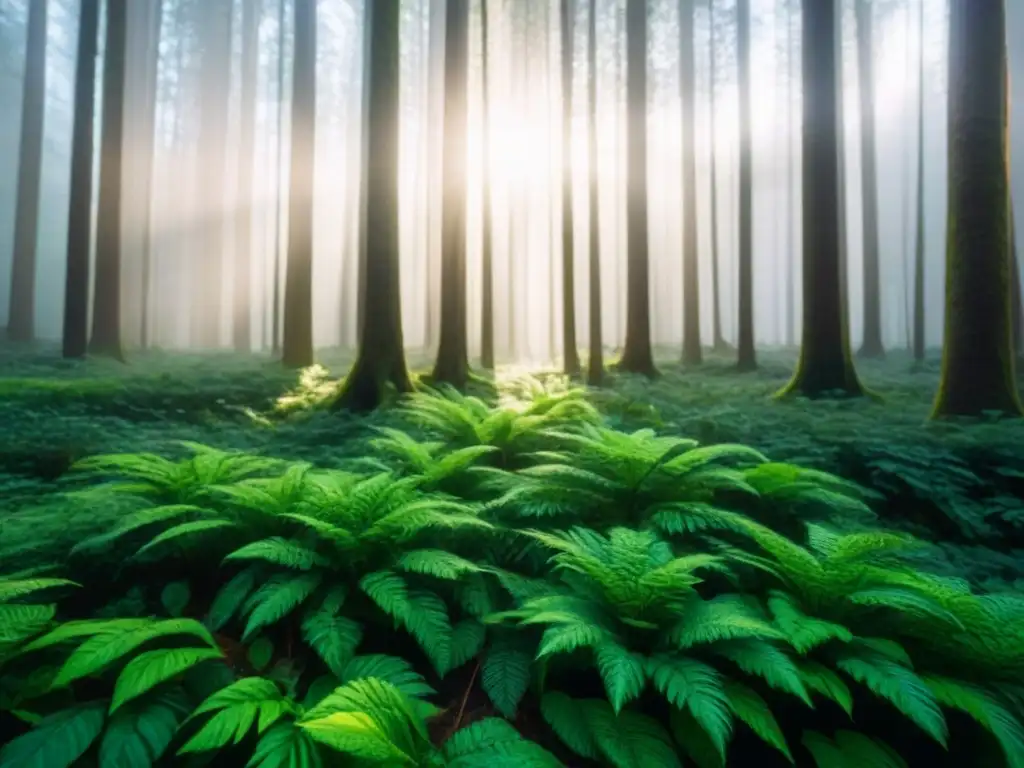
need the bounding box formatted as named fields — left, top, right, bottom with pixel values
left=480, top=0, right=495, bottom=369
left=560, top=0, right=581, bottom=376
left=234, top=0, right=259, bottom=353
left=138, top=0, right=163, bottom=350
left=735, top=0, right=756, bottom=370
left=708, top=0, right=727, bottom=350
left=282, top=0, right=316, bottom=368
left=912, top=0, right=926, bottom=363
left=272, top=0, right=287, bottom=352
left=776, top=0, right=863, bottom=398
left=586, top=0, right=604, bottom=385
left=680, top=0, right=701, bottom=364
left=90, top=0, right=129, bottom=361
left=617, top=0, right=657, bottom=377
left=7, top=0, right=48, bottom=342
left=334, top=0, right=412, bottom=410
left=63, top=0, right=100, bottom=359
left=932, top=0, right=1022, bottom=417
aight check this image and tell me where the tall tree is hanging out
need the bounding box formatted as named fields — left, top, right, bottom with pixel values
left=335, top=0, right=412, bottom=410
left=480, top=0, right=495, bottom=369
left=281, top=0, right=316, bottom=368
left=431, top=0, right=471, bottom=387
left=784, top=0, right=796, bottom=347
left=272, top=0, right=287, bottom=352
left=137, top=0, right=163, bottom=349
left=854, top=0, right=884, bottom=358
left=62, top=0, right=100, bottom=359
left=586, top=0, right=603, bottom=385
left=7, top=0, right=47, bottom=341
left=680, top=0, right=701, bottom=364
left=90, top=0, right=129, bottom=361
left=560, top=0, right=581, bottom=375
left=234, top=0, right=260, bottom=352
left=617, top=0, right=657, bottom=377
left=932, top=0, right=1022, bottom=417
left=912, top=0, right=926, bottom=363
left=707, top=0, right=727, bottom=350
left=777, top=0, right=863, bottom=398
left=735, top=0, right=756, bottom=370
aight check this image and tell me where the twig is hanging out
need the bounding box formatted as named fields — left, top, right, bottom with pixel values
left=453, top=660, right=481, bottom=732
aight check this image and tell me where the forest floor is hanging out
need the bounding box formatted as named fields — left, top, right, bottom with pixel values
left=2, top=342, right=1023, bottom=588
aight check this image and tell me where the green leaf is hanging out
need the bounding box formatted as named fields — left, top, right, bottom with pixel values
left=443, top=718, right=564, bottom=767
left=247, top=638, right=275, bottom=672
left=540, top=692, right=600, bottom=760
left=646, top=655, right=731, bottom=759
left=99, top=690, right=190, bottom=768
left=482, top=632, right=533, bottom=718
left=160, top=582, right=191, bottom=618
left=589, top=702, right=681, bottom=768
left=0, top=701, right=106, bottom=768
left=134, top=519, right=238, bottom=559
left=0, top=604, right=55, bottom=645
left=300, top=711, right=414, bottom=763
left=797, top=661, right=854, bottom=718
left=247, top=721, right=323, bottom=768
left=397, top=549, right=483, bottom=580
left=924, top=675, right=1024, bottom=768
left=225, top=537, right=327, bottom=571
left=594, top=641, right=646, bottom=714
left=724, top=681, right=793, bottom=762
left=111, top=647, right=223, bottom=712
left=767, top=591, right=853, bottom=654
left=179, top=678, right=297, bottom=754
left=0, top=578, right=79, bottom=604
left=341, top=655, right=435, bottom=699
left=715, top=640, right=811, bottom=706
left=243, top=572, right=322, bottom=641
left=669, top=708, right=725, bottom=768
left=206, top=567, right=260, bottom=632
left=448, top=619, right=487, bottom=674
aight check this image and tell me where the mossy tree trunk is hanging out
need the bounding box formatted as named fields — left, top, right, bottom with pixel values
left=63, top=0, right=100, bottom=360
left=735, top=0, right=756, bottom=371
left=233, top=0, right=259, bottom=353
left=282, top=0, right=316, bottom=368
left=586, top=0, right=604, bottom=386
left=560, top=0, right=581, bottom=377
left=680, top=0, right=702, bottom=365
left=7, top=0, right=47, bottom=342
left=431, top=0, right=471, bottom=388
left=932, top=0, right=1022, bottom=418
left=854, top=0, right=885, bottom=359
left=617, top=0, right=657, bottom=377
left=480, top=0, right=495, bottom=370
left=334, top=0, right=412, bottom=412
left=90, top=0, right=128, bottom=362
left=776, top=0, right=863, bottom=399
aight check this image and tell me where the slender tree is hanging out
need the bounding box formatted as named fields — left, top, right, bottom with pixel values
left=63, top=0, right=100, bottom=359
left=335, top=0, right=412, bottom=410
left=854, top=0, right=884, bottom=358
left=617, top=0, right=657, bottom=377
left=777, top=0, right=863, bottom=398
left=234, top=0, right=259, bottom=352
left=735, top=0, right=756, bottom=370
left=281, top=0, right=316, bottom=368
left=136, top=0, right=163, bottom=349
left=586, top=0, right=603, bottom=385
left=560, top=0, right=581, bottom=375
left=272, top=0, right=287, bottom=352
left=7, top=0, right=48, bottom=341
left=932, top=0, right=1022, bottom=417
left=90, top=0, right=129, bottom=361
left=912, top=0, right=926, bottom=363
left=480, top=0, right=495, bottom=369
left=680, top=0, right=701, bottom=364
left=707, top=0, right=727, bottom=350
left=431, top=0, right=472, bottom=387
left=784, top=0, right=796, bottom=347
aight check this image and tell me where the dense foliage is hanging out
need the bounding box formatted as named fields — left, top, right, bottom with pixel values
left=3, top=365, right=1024, bottom=767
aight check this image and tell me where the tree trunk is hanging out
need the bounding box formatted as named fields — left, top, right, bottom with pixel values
left=138, top=0, right=163, bottom=350
left=234, top=0, right=259, bottom=352
left=708, top=0, right=727, bottom=350
left=854, top=0, right=884, bottom=358
left=932, top=0, right=1021, bottom=417
left=680, top=0, right=701, bottom=364
left=560, top=0, right=581, bottom=376
left=586, top=0, right=603, bottom=385
left=617, top=0, right=657, bottom=377
left=776, top=0, right=863, bottom=398
left=784, top=0, right=795, bottom=347
left=480, top=0, right=495, bottom=370
left=63, top=0, right=100, bottom=359
left=1011, top=203, right=1022, bottom=355
left=7, top=0, right=47, bottom=342
left=431, top=0, right=471, bottom=387
left=912, top=0, right=926, bottom=363
left=281, top=0, right=316, bottom=368
left=272, top=0, right=287, bottom=352
left=735, top=0, right=756, bottom=370
left=334, top=0, right=412, bottom=410
left=90, top=0, right=129, bottom=361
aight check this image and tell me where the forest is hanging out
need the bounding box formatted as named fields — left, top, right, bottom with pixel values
left=1, top=0, right=1024, bottom=765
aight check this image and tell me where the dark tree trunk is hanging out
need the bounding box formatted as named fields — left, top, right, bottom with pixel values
left=680, top=0, right=701, bottom=364
left=586, top=0, right=603, bottom=385
left=63, top=0, right=100, bottom=359
left=617, top=0, right=657, bottom=377
left=234, top=0, right=259, bottom=352
left=932, top=0, right=1021, bottom=417
left=1011, top=204, right=1022, bottom=355
left=708, top=0, right=727, bottom=350
left=334, top=0, right=412, bottom=411
left=431, top=0, right=471, bottom=388
left=480, top=0, right=495, bottom=370
left=854, top=0, right=884, bottom=358
left=424, top=0, right=445, bottom=350
left=281, top=0, right=316, bottom=368
left=7, top=0, right=48, bottom=342
left=776, top=0, right=863, bottom=398
left=912, top=0, right=926, bottom=363
left=735, top=0, right=756, bottom=371
left=89, top=0, right=129, bottom=361
left=138, top=0, right=163, bottom=349
left=560, top=0, right=581, bottom=376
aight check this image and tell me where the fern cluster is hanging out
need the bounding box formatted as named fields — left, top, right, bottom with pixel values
left=3, top=385, right=1024, bottom=767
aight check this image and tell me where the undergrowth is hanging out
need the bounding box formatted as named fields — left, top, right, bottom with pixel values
left=3, top=377, right=1024, bottom=767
